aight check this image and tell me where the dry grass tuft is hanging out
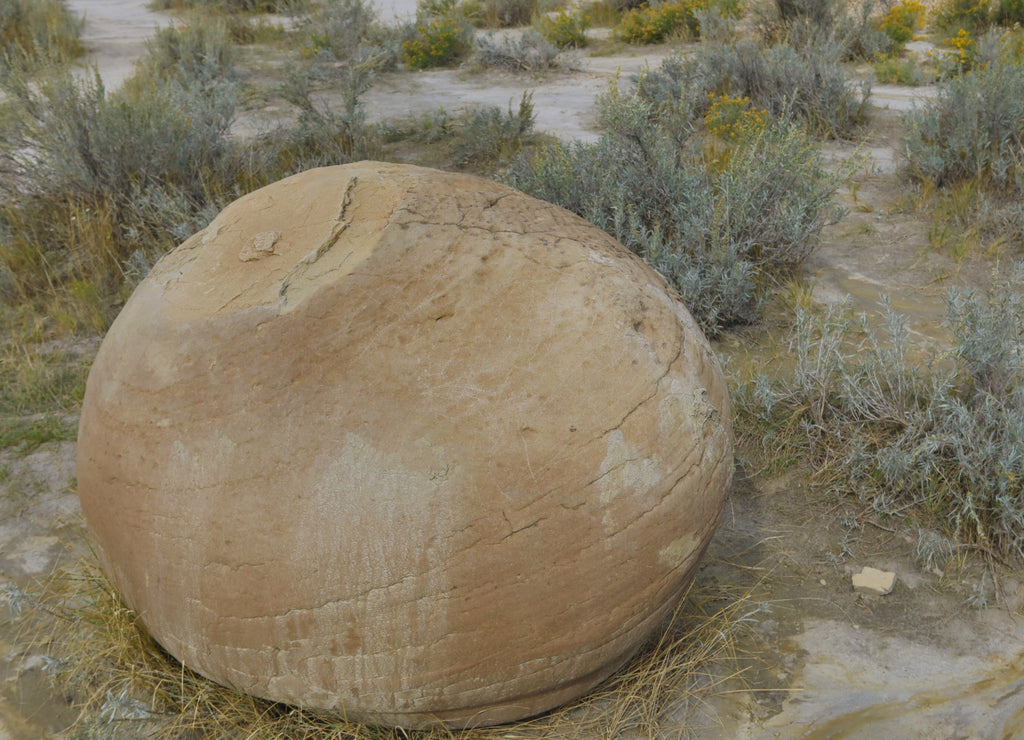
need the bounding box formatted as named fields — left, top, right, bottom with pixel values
left=32, top=554, right=750, bottom=739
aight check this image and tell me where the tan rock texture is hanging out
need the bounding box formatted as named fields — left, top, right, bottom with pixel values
left=853, top=567, right=897, bottom=596
left=77, top=162, right=733, bottom=729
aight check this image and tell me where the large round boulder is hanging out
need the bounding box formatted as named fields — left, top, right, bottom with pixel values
left=77, top=162, right=732, bottom=729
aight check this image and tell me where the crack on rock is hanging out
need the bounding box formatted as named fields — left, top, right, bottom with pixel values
left=601, top=331, right=684, bottom=437
left=586, top=456, right=646, bottom=488
left=500, top=516, right=542, bottom=541
left=482, top=192, right=514, bottom=210
left=279, top=176, right=358, bottom=305
left=499, top=509, right=546, bottom=541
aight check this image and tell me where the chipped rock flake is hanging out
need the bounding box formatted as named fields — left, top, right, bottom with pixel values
left=238, top=231, right=281, bottom=261
left=853, top=567, right=897, bottom=596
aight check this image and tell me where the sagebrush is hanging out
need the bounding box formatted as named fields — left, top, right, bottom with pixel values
left=506, top=83, right=845, bottom=336
left=0, top=0, right=82, bottom=67
left=0, top=7, right=384, bottom=327
left=901, top=50, right=1024, bottom=252
left=735, top=268, right=1024, bottom=561
left=474, top=30, right=557, bottom=69
left=635, top=37, right=870, bottom=139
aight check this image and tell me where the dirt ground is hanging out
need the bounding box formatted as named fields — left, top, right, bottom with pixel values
left=2, top=1, right=1024, bottom=737
left=700, top=102, right=1024, bottom=738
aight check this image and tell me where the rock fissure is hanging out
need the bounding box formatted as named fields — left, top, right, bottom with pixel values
left=278, top=176, right=358, bottom=305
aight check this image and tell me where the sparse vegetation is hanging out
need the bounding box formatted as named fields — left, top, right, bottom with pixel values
left=933, top=0, right=993, bottom=35
left=0, top=64, right=241, bottom=321
left=131, top=18, right=238, bottom=88
left=300, top=0, right=405, bottom=71
left=873, top=55, right=922, bottom=84
left=735, top=268, right=1024, bottom=562
left=878, top=0, right=927, bottom=47
left=148, top=0, right=308, bottom=13
left=0, top=6, right=386, bottom=331
left=996, top=0, right=1024, bottom=23
left=773, top=0, right=841, bottom=27
left=451, top=92, right=536, bottom=167
left=462, top=0, right=537, bottom=28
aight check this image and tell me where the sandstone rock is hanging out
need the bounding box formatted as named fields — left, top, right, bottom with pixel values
left=853, top=567, right=897, bottom=596
left=76, top=162, right=733, bottom=729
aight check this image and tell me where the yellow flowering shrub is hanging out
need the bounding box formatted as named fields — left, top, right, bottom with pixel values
left=538, top=6, right=590, bottom=49
left=879, top=0, right=927, bottom=46
left=302, top=32, right=336, bottom=58
left=402, top=17, right=469, bottom=70
left=703, top=94, right=767, bottom=140
left=614, top=0, right=701, bottom=45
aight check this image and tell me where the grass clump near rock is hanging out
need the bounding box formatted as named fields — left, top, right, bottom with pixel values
left=29, top=556, right=748, bottom=738
left=0, top=340, right=91, bottom=450
left=735, top=268, right=1024, bottom=562
left=506, top=83, right=845, bottom=337
left=0, top=0, right=83, bottom=68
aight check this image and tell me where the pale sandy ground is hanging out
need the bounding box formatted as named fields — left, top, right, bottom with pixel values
left=2, top=2, right=1023, bottom=738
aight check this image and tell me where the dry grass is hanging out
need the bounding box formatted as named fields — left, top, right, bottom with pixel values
left=30, top=553, right=751, bottom=739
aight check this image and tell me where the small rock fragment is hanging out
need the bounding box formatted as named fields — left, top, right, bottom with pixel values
left=853, top=566, right=897, bottom=595
left=238, top=230, right=280, bottom=261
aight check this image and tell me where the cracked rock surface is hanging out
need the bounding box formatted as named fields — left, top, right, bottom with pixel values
left=76, top=161, right=733, bottom=729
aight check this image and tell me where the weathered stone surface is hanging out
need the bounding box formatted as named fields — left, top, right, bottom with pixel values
left=76, top=162, right=733, bottom=729
left=853, top=567, right=897, bottom=596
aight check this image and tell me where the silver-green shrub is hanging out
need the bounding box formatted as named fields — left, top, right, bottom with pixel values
left=451, top=92, right=535, bottom=167
left=133, top=20, right=238, bottom=87
left=506, top=88, right=843, bottom=336
left=636, top=37, right=870, bottom=139
left=0, top=68, right=238, bottom=220
left=474, top=30, right=557, bottom=71
left=901, top=49, right=1024, bottom=251
left=0, top=0, right=83, bottom=68
left=738, top=270, right=1024, bottom=561
left=902, top=55, right=1024, bottom=190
